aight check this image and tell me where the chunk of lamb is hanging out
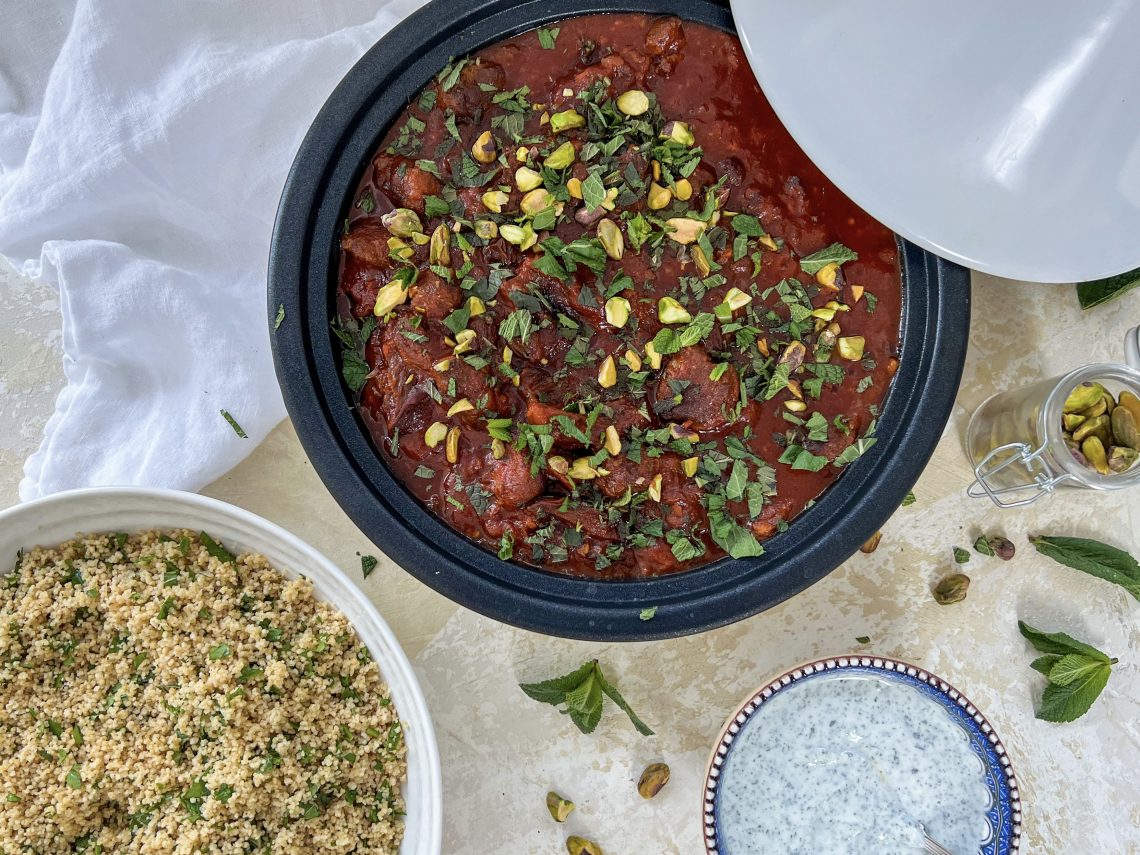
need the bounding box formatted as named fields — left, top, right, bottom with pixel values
left=644, top=17, right=686, bottom=74
left=372, top=154, right=441, bottom=213
left=477, top=445, right=545, bottom=510
left=410, top=271, right=462, bottom=320
left=655, top=345, right=740, bottom=431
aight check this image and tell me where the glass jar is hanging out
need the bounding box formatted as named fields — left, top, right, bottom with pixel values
left=966, top=326, right=1140, bottom=507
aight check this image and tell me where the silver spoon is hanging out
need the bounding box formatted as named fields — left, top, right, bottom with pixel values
left=917, top=821, right=959, bottom=855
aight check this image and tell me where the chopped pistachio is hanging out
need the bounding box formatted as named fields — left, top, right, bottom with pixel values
left=466, top=296, right=486, bottom=317
left=550, top=109, right=586, bottom=132
left=674, top=178, right=693, bottom=201
left=605, top=296, right=631, bottom=329
left=424, top=422, right=448, bottom=448
left=644, top=340, right=663, bottom=370
left=432, top=357, right=452, bottom=371
left=616, top=89, right=651, bottom=116
left=447, top=398, right=474, bottom=417
left=381, top=207, right=422, bottom=238
left=481, top=190, right=509, bottom=213
left=471, top=129, right=497, bottom=164
left=624, top=348, right=642, bottom=371
left=387, top=236, right=415, bottom=261
left=647, top=182, right=672, bottom=210
left=373, top=280, right=409, bottom=316
left=453, top=328, right=477, bottom=354
left=722, top=287, right=752, bottom=311
left=429, top=223, right=451, bottom=266
left=546, top=791, right=576, bottom=823
left=604, top=425, right=622, bottom=455
left=665, top=217, right=705, bottom=245
left=515, top=166, right=544, bottom=192
left=445, top=426, right=461, bottom=464
left=521, top=188, right=552, bottom=216
left=568, top=457, right=599, bottom=480
left=597, top=219, right=624, bottom=260
left=783, top=399, right=807, bottom=413
left=566, top=177, right=584, bottom=199
left=545, top=141, right=577, bottom=170
left=661, top=120, right=695, bottom=146
left=647, top=473, right=663, bottom=502
left=516, top=146, right=531, bottom=162
left=598, top=355, right=618, bottom=388
left=836, top=336, right=866, bottom=361
left=657, top=296, right=692, bottom=324
left=682, top=456, right=699, bottom=477
left=474, top=219, right=499, bottom=240
left=850, top=283, right=865, bottom=302
left=500, top=223, right=537, bottom=250
left=815, top=261, right=840, bottom=288
left=491, top=438, right=506, bottom=460
left=692, top=243, right=712, bottom=277
left=758, top=234, right=779, bottom=251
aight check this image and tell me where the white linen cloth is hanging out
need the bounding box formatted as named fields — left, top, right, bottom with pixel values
left=0, top=0, right=426, bottom=501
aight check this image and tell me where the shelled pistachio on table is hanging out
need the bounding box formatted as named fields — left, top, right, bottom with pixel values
left=1062, top=383, right=1140, bottom=474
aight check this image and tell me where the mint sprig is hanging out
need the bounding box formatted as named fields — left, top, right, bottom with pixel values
left=519, top=660, right=653, bottom=735
left=1030, top=535, right=1140, bottom=601
left=1018, top=620, right=1116, bottom=723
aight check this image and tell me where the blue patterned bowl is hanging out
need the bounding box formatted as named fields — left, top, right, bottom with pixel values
left=703, top=656, right=1022, bottom=855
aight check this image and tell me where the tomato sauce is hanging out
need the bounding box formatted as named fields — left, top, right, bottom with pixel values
left=335, top=14, right=902, bottom=578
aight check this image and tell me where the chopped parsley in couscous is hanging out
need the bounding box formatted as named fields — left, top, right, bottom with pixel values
left=0, top=531, right=406, bottom=854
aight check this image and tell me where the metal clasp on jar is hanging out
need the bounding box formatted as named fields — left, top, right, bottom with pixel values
left=967, top=441, right=1075, bottom=508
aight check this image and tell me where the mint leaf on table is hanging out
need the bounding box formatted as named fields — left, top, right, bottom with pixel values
left=1018, top=620, right=1116, bottom=722
left=1076, top=267, right=1140, bottom=310
left=519, top=659, right=653, bottom=735
left=360, top=554, right=379, bottom=579
left=1030, top=535, right=1140, bottom=601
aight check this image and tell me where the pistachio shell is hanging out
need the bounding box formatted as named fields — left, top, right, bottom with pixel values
left=1062, top=382, right=1108, bottom=414
left=1111, top=404, right=1140, bottom=449
left=1081, top=435, right=1110, bottom=474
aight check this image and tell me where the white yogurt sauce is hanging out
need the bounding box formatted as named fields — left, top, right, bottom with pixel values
left=717, top=672, right=992, bottom=855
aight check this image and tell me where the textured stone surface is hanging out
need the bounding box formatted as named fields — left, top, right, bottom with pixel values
left=2, top=257, right=1138, bottom=852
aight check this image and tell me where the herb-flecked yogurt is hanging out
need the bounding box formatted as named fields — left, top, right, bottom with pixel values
left=717, top=672, right=992, bottom=854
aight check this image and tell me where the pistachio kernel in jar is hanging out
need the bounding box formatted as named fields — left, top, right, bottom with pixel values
left=637, top=763, right=671, bottom=799
left=1062, top=382, right=1108, bottom=414
left=1111, top=404, right=1139, bottom=449
left=1109, top=446, right=1139, bottom=473
left=1081, top=436, right=1110, bottom=474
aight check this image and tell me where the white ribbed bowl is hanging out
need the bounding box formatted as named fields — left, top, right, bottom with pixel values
left=0, top=487, right=442, bottom=855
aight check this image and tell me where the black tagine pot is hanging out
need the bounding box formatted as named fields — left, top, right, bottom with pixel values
left=268, top=0, right=970, bottom=641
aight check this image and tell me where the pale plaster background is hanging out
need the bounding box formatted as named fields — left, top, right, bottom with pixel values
left=1, top=257, right=1138, bottom=852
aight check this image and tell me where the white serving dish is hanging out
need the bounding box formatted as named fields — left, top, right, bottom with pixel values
left=731, top=0, right=1140, bottom=283
left=0, top=487, right=442, bottom=855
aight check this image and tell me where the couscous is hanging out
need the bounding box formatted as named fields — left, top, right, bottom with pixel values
left=0, top=530, right=406, bottom=854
